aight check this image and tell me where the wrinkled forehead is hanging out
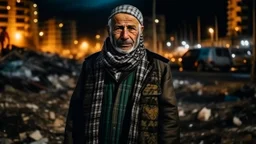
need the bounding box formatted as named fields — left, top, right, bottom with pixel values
left=111, top=13, right=140, bottom=26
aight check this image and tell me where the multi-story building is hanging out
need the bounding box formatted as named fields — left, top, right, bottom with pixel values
left=227, top=0, right=252, bottom=37
left=39, top=18, right=77, bottom=54
left=0, top=0, right=39, bottom=48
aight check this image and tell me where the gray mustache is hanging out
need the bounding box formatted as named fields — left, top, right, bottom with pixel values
left=117, top=40, right=133, bottom=45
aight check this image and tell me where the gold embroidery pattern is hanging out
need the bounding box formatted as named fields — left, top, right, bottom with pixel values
left=139, top=96, right=159, bottom=144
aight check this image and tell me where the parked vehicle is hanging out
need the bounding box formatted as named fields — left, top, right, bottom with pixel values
left=180, top=47, right=233, bottom=72
left=230, top=48, right=252, bottom=71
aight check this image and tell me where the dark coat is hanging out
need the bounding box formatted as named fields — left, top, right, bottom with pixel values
left=64, top=50, right=180, bottom=144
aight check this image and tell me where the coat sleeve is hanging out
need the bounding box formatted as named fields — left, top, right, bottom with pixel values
left=158, top=61, right=180, bottom=144
left=64, top=61, right=86, bottom=144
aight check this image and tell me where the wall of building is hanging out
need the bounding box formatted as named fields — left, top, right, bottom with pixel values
left=227, top=0, right=252, bottom=37
left=39, top=18, right=77, bottom=55
left=0, top=0, right=38, bottom=48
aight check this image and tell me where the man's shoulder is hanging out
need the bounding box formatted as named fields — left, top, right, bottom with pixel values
left=146, top=49, right=169, bottom=64
left=81, top=52, right=101, bottom=69
left=84, top=51, right=101, bottom=62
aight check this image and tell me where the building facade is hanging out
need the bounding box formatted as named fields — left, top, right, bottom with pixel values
left=227, top=0, right=252, bottom=37
left=0, top=0, right=38, bottom=48
left=39, top=18, right=77, bottom=54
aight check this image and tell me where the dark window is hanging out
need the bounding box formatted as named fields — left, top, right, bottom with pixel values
left=0, top=18, right=8, bottom=22
left=223, top=49, right=230, bottom=57
left=237, top=1, right=242, bottom=6
left=216, top=49, right=222, bottom=56
left=16, top=18, right=25, bottom=23
left=0, top=1, right=8, bottom=5
left=16, top=2, right=25, bottom=7
left=201, top=49, right=210, bottom=56
left=237, top=12, right=242, bottom=16
left=16, top=10, right=24, bottom=15
left=183, top=49, right=200, bottom=58
left=216, top=49, right=230, bottom=57
left=17, top=27, right=24, bottom=30
left=0, top=9, right=8, bottom=14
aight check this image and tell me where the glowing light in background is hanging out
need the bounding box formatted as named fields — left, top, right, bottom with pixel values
left=6, top=6, right=11, bottom=10
left=59, top=23, right=64, bottom=28
left=181, top=41, right=186, bottom=46
left=95, top=42, right=101, bottom=51
left=33, top=4, right=37, bottom=7
left=95, top=34, right=100, bottom=39
left=34, top=11, right=38, bottom=15
left=166, top=42, right=171, bottom=47
left=15, top=32, right=22, bottom=40
left=39, top=31, right=44, bottom=36
left=154, top=19, right=159, bottom=23
left=74, top=40, right=78, bottom=45
left=80, top=41, right=89, bottom=50
left=196, top=44, right=201, bottom=48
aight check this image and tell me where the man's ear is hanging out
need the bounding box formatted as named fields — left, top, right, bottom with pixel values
left=141, top=25, right=144, bottom=33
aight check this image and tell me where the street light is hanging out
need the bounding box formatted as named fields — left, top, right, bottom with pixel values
left=154, top=19, right=159, bottom=23
left=181, top=41, right=186, bottom=46
left=166, top=42, right=171, bottom=47
left=208, top=27, right=214, bottom=45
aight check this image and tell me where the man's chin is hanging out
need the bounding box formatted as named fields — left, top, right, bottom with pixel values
left=114, top=47, right=135, bottom=54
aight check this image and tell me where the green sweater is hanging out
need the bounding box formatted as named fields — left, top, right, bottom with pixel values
left=99, top=70, right=136, bottom=144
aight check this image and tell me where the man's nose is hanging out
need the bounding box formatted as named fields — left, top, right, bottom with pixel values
left=121, top=29, right=129, bottom=40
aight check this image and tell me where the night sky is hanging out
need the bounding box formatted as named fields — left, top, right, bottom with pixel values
left=34, top=0, right=227, bottom=39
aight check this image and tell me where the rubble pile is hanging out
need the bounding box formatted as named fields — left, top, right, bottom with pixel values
left=174, top=79, right=256, bottom=143
left=0, top=49, right=81, bottom=143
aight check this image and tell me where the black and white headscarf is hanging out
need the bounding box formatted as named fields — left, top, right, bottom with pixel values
left=85, top=4, right=151, bottom=144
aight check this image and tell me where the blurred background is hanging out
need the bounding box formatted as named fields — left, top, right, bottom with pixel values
left=0, top=0, right=256, bottom=143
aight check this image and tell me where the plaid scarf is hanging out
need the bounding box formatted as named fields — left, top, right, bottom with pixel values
left=85, top=35, right=150, bottom=144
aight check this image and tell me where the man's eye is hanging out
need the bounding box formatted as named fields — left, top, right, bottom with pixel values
left=128, top=26, right=136, bottom=30
left=114, top=26, right=123, bottom=30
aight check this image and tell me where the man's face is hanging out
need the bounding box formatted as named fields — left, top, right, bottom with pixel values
left=108, top=13, right=143, bottom=53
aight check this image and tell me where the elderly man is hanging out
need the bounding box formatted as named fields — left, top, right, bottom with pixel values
left=64, top=4, right=180, bottom=144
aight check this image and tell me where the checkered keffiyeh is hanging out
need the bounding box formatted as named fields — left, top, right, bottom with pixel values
left=84, top=6, right=150, bottom=142
left=108, top=4, right=143, bottom=25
